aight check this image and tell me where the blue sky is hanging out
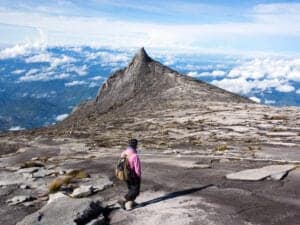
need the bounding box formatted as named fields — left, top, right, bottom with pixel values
left=0, top=0, right=300, bottom=54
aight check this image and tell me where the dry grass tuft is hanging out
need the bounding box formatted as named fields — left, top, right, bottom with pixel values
left=264, top=115, right=288, bottom=120
left=215, top=144, right=228, bottom=152
left=67, top=169, right=90, bottom=179
left=48, top=176, right=72, bottom=193
left=20, top=161, right=44, bottom=168
left=247, top=146, right=254, bottom=151
left=48, top=169, right=90, bottom=193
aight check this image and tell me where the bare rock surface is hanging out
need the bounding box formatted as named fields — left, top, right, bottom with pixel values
left=110, top=190, right=221, bottom=225
left=226, top=164, right=296, bottom=181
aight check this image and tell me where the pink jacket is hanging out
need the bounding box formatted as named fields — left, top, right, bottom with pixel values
left=121, top=147, right=141, bottom=177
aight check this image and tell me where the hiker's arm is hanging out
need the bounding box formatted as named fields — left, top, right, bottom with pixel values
left=133, top=157, right=141, bottom=177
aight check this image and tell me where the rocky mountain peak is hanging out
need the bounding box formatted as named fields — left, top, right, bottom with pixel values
left=132, top=47, right=152, bottom=64
left=93, top=48, right=252, bottom=114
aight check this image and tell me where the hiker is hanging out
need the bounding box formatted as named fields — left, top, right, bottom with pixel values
left=118, top=139, right=141, bottom=210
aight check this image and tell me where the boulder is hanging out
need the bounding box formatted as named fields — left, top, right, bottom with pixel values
left=226, top=164, right=296, bottom=181
left=81, top=176, right=113, bottom=192
left=17, top=195, right=105, bottom=225
left=32, top=168, right=55, bottom=178
left=17, top=167, right=40, bottom=174
left=92, top=177, right=113, bottom=192
left=47, top=192, right=69, bottom=204
left=71, top=185, right=93, bottom=198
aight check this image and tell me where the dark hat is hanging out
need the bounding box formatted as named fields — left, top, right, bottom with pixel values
left=129, top=139, right=138, bottom=149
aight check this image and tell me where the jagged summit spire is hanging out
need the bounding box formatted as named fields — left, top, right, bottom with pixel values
left=93, top=46, right=253, bottom=113
left=132, top=47, right=152, bottom=63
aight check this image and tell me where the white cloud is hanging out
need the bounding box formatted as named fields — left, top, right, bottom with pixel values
left=50, top=55, right=75, bottom=67
left=30, top=92, right=56, bottom=99
left=25, top=68, right=40, bottom=76
left=249, top=96, right=261, bottom=103
left=67, top=64, right=87, bottom=76
left=187, top=71, right=200, bottom=77
left=9, top=126, right=25, bottom=131
left=65, top=80, right=87, bottom=87
left=19, top=71, right=69, bottom=82
left=213, top=56, right=300, bottom=95
left=212, top=77, right=253, bottom=95
left=265, top=99, right=276, bottom=104
left=25, top=53, right=76, bottom=68
left=187, top=70, right=226, bottom=77
left=0, top=29, right=46, bottom=59
left=211, top=70, right=226, bottom=76
left=91, top=75, right=105, bottom=81
left=162, top=55, right=176, bottom=66
left=296, top=89, right=300, bottom=94
left=275, top=84, right=295, bottom=93
left=11, top=69, right=25, bottom=74
left=55, top=114, right=68, bottom=121
left=25, top=53, right=51, bottom=63
left=89, top=81, right=100, bottom=88
left=86, top=51, right=130, bottom=67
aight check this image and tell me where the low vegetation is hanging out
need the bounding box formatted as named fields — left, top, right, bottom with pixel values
left=48, top=176, right=73, bottom=193
left=48, top=169, right=90, bottom=193
left=263, top=115, right=288, bottom=120
left=67, top=169, right=90, bottom=179
left=20, top=161, right=44, bottom=168
left=215, top=144, right=228, bottom=152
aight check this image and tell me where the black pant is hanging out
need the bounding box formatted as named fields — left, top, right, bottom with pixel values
left=125, top=175, right=141, bottom=201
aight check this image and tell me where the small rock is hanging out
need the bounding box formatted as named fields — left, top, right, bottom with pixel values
left=17, top=167, right=40, bottom=174
left=6, top=195, right=35, bottom=206
left=220, top=158, right=231, bottom=163
left=32, top=169, right=54, bottom=178
left=58, top=170, right=66, bottom=175
left=71, top=185, right=93, bottom=198
left=185, top=164, right=211, bottom=169
left=23, top=201, right=35, bottom=207
left=20, top=184, right=31, bottom=189
left=92, top=177, right=113, bottom=192
left=162, top=150, right=174, bottom=154
left=40, top=196, right=49, bottom=202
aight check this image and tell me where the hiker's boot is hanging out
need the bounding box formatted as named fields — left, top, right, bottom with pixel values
left=125, top=201, right=134, bottom=211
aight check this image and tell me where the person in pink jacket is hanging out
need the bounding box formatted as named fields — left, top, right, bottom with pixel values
left=119, top=139, right=141, bottom=210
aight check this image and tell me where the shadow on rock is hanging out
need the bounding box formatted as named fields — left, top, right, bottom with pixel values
left=137, top=184, right=214, bottom=208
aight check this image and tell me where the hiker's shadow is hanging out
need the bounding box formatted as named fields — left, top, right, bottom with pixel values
left=136, top=184, right=214, bottom=209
